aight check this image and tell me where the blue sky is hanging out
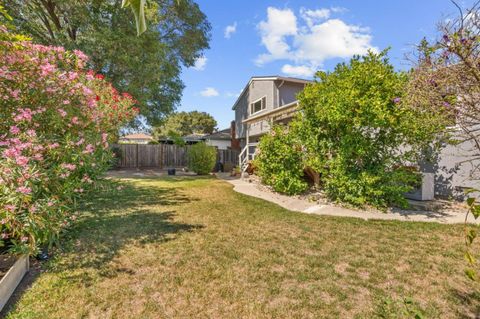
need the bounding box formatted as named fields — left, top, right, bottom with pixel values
left=178, top=0, right=475, bottom=130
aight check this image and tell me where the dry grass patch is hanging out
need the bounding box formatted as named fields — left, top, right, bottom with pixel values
left=3, top=176, right=480, bottom=318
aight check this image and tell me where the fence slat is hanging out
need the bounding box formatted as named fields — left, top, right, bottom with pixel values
left=112, top=144, right=239, bottom=169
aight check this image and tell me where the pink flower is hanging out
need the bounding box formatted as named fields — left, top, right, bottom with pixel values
left=63, top=100, right=70, bottom=105
left=71, top=116, right=79, bottom=125
left=4, top=205, right=15, bottom=212
left=9, top=126, right=20, bottom=135
left=16, top=186, right=32, bottom=194
left=102, top=133, right=108, bottom=143
left=83, top=144, right=95, bottom=154
left=61, top=163, right=76, bottom=171
left=10, top=89, right=20, bottom=99
left=82, top=86, right=93, bottom=96
left=40, top=62, right=56, bottom=76
left=16, top=156, right=29, bottom=167
left=73, top=49, right=88, bottom=63
left=67, top=71, right=78, bottom=80
left=20, top=236, right=28, bottom=242
left=14, top=108, right=33, bottom=122
left=58, top=109, right=67, bottom=117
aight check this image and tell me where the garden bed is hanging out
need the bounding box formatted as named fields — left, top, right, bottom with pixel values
left=0, top=255, right=29, bottom=312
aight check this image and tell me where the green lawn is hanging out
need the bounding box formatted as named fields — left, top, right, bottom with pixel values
left=5, top=176, right=480, bottom=318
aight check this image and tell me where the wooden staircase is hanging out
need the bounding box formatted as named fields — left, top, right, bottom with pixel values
left=238, top=143, right=258, bottom=176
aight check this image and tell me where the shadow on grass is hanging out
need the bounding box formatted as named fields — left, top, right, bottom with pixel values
left=55, top=182, right=203, bottom=274
left=1, top=180, right=203, bottom=316
left=449, top=288, right=480, bottom=318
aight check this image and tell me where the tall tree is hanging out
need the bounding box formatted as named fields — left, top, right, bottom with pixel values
left=153, top=111, right=217, bottom=137
left=5, top=0, right=211, bottom=126
left=406, top=1, right=480, bottom=280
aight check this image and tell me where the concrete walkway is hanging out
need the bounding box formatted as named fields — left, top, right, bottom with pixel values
left=217, top=174, right=478, bottom=224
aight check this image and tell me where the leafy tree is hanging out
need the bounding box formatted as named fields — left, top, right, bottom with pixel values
left=5, top=0, right=211, bottom=126
left=297, top=51, right=443, bottom=207
left=153, top=111, right=217, bottom=137
left=406, top=1, right=480, bottom=280
left=282, top=50, right=447, bottom=207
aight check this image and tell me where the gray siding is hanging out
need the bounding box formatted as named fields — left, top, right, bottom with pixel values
left=234, top=90, right=248, bottom=139
left=248, top=80, right=274, bottom=137
left=235, top=78, right=306, bottom=140
left=235, top=79, right=275, bottom=138
left=249, top=80, right=275, bottom=111
left=277, top=81, right=305, bottom=107
left=424, top=136, right=480, bottom=199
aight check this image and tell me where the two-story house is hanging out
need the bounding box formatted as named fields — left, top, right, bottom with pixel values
left=232, top=76, right=311, bottom=173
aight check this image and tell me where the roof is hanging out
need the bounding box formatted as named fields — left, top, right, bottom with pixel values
left=121, top=133, right=153, bottom=140
left=159, top=133, right=207, bottom=143
left=182, top=133, right=208, bottom=142
left=232, top=76, right=313, bottom=110
left=204, top=128, right=231, bottom=141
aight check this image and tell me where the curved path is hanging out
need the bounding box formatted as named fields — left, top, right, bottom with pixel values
left=217, top=174, right=478, bottom=224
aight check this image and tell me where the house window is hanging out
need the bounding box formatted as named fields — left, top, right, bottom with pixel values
left=250, top=96, right=266, bottom=114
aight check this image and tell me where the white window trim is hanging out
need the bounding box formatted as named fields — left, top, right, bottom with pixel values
left=250, top=96, right=266, bottom=115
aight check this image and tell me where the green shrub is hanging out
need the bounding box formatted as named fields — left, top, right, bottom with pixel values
left=293, top=50, right=440, bottom=208
left=253, top=50, right=445, bottom=208
left=255, top=126, right=308, bottom=195
left=0, top=26, right=137, bottom=254
left=187, top=142, right=216, bottom=175
left=323, top=166, right=420, bottom=208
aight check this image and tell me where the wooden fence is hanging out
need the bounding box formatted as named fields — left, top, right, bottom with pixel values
left=112, top=144, right=240, bottom=169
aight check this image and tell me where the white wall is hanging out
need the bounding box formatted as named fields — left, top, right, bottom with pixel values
left=206, top=139, right=231, bottom=150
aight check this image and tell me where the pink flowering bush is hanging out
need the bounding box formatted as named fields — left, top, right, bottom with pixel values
left=0, top=26, right=138, bottom=254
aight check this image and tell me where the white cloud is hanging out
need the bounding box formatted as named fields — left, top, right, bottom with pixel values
left=224, top=22, right=237, bottom=39
left=300, top=8, right=330, bottom=28
left=281, top=64, right=316, bottom=77
left=192, top=56, right=207, bottom=71
left=255, top=7, right=377, bottom=74
left=200, top=87, right=219, bottom=97
left=294, top=19, right=375, bottom=66
left=256, top=7, right=298, bottom=65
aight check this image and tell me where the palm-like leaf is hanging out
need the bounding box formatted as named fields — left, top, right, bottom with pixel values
left=121, top=0, right=147, bottom=35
